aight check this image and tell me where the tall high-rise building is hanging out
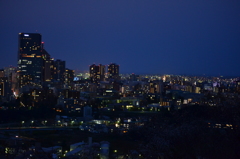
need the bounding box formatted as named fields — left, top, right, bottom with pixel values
left=89, top=64, right=105, bottom=83
left=18, top=33, right=45, bottom=89
left=107, top=63, right=119, bottom=80
left=43, top=49, right=54, bottom=82
left=0, top=77, right=10, bottom=97
left=53, top=59, right=66, bottom=83
left=0, top=68, right=14, bottom=97
left=4, top=66, right=17, bottom=85
left=64, top=68, right=75, bottom=85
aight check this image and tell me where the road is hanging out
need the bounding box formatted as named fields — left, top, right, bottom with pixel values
left=0, top=126, right=79, bottom=131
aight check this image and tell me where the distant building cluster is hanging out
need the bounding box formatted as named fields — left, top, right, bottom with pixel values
left=17, top=33, right=74, bottom=94
left=89, top=63, right=120, bottom=83
left=0, top=33, right=240, bottom=112
left=0, top=33, right=240, bottom=110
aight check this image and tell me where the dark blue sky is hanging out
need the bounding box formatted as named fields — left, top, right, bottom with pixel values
left=1, top=0, right=240, bottom=76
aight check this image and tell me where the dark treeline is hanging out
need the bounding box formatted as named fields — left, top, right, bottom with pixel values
left=128, top=104, right=240, bottom=159
left=0, top=105, right=55, bottom=124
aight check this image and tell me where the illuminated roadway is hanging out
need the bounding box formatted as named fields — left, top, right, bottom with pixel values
left=0, top=126, right=79, bottom=131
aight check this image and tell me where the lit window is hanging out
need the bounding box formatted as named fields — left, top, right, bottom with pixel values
left=27, top=61, right=32, bottom=64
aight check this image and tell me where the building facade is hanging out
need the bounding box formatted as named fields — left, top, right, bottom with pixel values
left=89, top=64, right=105, bottom=83
left=18, top=33, right=45, bottom=89
left=107, top=63, right=119, bottom=80
left=53, top=59, right=66, bottom=83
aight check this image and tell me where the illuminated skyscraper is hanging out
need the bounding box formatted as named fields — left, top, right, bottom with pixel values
left=0, top=69, right=11, bottom=98
left=0, top=77, right=9, bottom=97
left=53, top=59, right=66, bottom=83
left=64, top=68, right=75, bottom=85
left=107, top=63, right=119, bottom=80
left=43, top=49, right=54, bottom=82
left=18, top=33, right=45, bottom=89
left=89, top=64, right=105, bottom=83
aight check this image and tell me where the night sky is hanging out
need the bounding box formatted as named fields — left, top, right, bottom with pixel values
left=1, top=0, right=240, bottom=76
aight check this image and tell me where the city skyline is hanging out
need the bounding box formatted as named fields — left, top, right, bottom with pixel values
left=1, top=0, right=240, bottom=76
left=1, top=1, right=240, bottom=155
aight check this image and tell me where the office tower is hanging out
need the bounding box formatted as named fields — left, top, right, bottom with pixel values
left=0, top=77, right=10, bottom=97
left=4, top=66, right=17, bottom=85
left=4, top=66, right=16, bottom=78
left=18, top=33, right=45, bottom=89
left=0, top=78, right=6, bottom=96
left=99, top=64, right=105, bottom=81
left=44, top=58, right=54, bottom=82
left=53, top=59, right=66, bottom=83
left=0, top=70, right=10, bottom=97
left=64, top=68, right=75, bottom=85
left=89, top=64, right=105, bottom=83
left=43, top=49, right=54, bottom=82
left=107, top=63, right=119, bottom=80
